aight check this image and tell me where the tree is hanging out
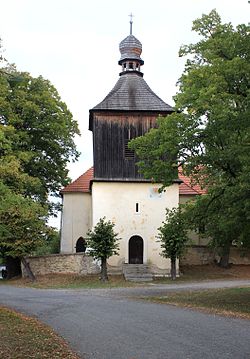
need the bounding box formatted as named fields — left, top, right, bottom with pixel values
left=0, top=66, right=80, bottom=208
left=33, top=228, right=60, bottom=256
left=0, top=40, right=80, bottom=276
left=0, top=182, right=49, bottom=280
left=158, top=208, right=189, bottom=280
left=86, top=218, right=120, bottom=282
left=130, top=10, right=250, bottom=266
left=184, top=183, right=250, bottom=268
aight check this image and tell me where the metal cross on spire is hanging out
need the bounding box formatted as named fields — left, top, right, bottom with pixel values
left=129, top=13, right=134, bottom=35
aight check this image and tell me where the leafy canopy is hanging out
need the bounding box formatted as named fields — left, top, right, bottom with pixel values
left=0, top=182, right=48, bottom=258
left=130, top=10, right=250, bottom=252
left=0, top=40, right=80, bottom=263
left=86, top=217, right=120, bottom=261
left=158, top=208, right=189, bottom=260
left=0, top=67, right=80, bottom=205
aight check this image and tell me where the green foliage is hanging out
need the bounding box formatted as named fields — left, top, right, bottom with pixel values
left=184, top=182, right=250, bottom=259
left=87, top=217, right=120, bottom=281
left=34, top=229, right=60, bottom=256
left=0, top=40, right=80, bottom=267
left=158, top=208, right=189, bottom=260
left=130, top=10, right=250, bottom=260
left=0, top=182, right=48, bottom=258
left=86, top=217, right=120, bottom=261
left=129, top=115, right=180, bottom=188
left=0, top=69, right=80, bottom=205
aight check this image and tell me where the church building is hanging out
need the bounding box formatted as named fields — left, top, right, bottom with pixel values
left=60, top=22, right=204, bottom=277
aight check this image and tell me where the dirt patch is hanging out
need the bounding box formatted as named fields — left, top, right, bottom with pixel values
left=0, top=306, right=80, bottom=358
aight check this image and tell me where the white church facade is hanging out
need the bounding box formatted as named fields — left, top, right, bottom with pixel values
left=60, top=25, right=204, bottom=276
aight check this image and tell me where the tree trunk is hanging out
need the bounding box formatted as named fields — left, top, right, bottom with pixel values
left=21, top=257, right=36, bottom=281
left=100, top=258, right=108, bottom=282
left=6, top=256, right=21, bottom=279
left=170, top=257, right=176, bottom=280
left=219, top=242, right=231, bottom=268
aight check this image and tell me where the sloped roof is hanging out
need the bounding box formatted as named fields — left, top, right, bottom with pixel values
left=60, top=167, right=94, bottom=194
left=61, top=167, right=206, bottom=196
left=178, top=168, right=207, bottom=195
left=91, top=73, right=174, bottom=112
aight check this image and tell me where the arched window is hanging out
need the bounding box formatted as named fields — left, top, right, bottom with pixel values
left=75, top=237, right=86, bottom=253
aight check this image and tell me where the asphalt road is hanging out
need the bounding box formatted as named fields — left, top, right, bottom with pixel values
left=0, top=281, right=250, bottom=359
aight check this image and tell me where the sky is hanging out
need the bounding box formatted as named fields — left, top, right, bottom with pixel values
left=1, top=0, right=249, bottom=226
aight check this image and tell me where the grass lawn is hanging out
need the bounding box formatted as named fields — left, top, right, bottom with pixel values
left=148, top=287, right=250, bottom=319
left=153, top=264, right=250, bottom=284
left=0, top=306, right=80, bottom=359
left=1, top=265, right=250, bottom=289
left=1, top=274, right=139, bottom=289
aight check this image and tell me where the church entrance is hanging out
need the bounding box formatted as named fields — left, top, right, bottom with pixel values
left=129, top=236, right=143, bottom=264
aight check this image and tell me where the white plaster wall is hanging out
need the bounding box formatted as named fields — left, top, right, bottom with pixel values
left=91, top=182, right=179, bottom=271
left=61, top=193, right=92, bottom=253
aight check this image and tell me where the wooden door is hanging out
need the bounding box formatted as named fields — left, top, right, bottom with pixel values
left=129, top=236, right=143, bottom=264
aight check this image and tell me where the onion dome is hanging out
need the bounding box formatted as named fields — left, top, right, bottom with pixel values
left=118, top=17, right=144, bottom=74
left=118, top=35, right=144, bottom=65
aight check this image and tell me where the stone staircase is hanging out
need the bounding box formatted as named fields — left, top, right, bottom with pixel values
left=123, top=264, right=153, bottom=282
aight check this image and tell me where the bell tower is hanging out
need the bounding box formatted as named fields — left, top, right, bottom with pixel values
left=89, top=21, right=173, bottom=181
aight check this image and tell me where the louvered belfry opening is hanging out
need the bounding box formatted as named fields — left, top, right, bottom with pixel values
left=124, top=138, right=134, bottom=160
left=89, top=25, right=174, bottom=181
left=124, top=125, right=135, bottom=160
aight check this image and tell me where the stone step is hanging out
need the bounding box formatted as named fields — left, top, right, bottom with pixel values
left=123, top=264, right=149, bottom=272
left=124, top=268, right=150, bottom=274
left=123, top=264, right=153, bottom=282
left=125, top=276, right=153, bottom=282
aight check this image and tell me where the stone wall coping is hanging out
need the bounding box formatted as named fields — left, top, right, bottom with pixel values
left=25, top=253, right=90, bottom=260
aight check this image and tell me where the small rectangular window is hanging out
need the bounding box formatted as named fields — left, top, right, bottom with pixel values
left=136, top=202, right=139, bottom=213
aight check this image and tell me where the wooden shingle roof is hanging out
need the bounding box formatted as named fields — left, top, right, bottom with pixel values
left=91, top=73, right=174, bottom=112
left=119, top=34, right=143, bottom=63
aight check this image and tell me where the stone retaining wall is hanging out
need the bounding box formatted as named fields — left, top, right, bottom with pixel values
left=180, top=246, right=250, bottom=266
left=22, top=247, right=250, bottom=278
left=22, top=253, right=100, bottom=277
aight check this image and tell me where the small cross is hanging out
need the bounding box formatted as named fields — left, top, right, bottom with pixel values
left=129, top=13, right=134, bottom=35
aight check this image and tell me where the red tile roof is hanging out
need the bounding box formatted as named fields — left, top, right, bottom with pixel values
left=178, top=168, right=207, bottom=195
left=61, top=167, right=206, bottom=195
left=60, top=167, right=93, bottom=193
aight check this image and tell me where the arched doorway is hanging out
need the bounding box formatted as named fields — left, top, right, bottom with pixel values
left=75, top=237, right=86, bottom=253
left=129, top=236, right=143, bottom=264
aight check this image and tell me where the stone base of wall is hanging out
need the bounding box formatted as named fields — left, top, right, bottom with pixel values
left=22, top=253, right=100, bottom=277
left=107, top=263, right=123, bottom=275
left=180, top=246, right=250, bottom=266
left=22, top=247, right=250, bottom=278
left=150, top=263, right=179, bottom=277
